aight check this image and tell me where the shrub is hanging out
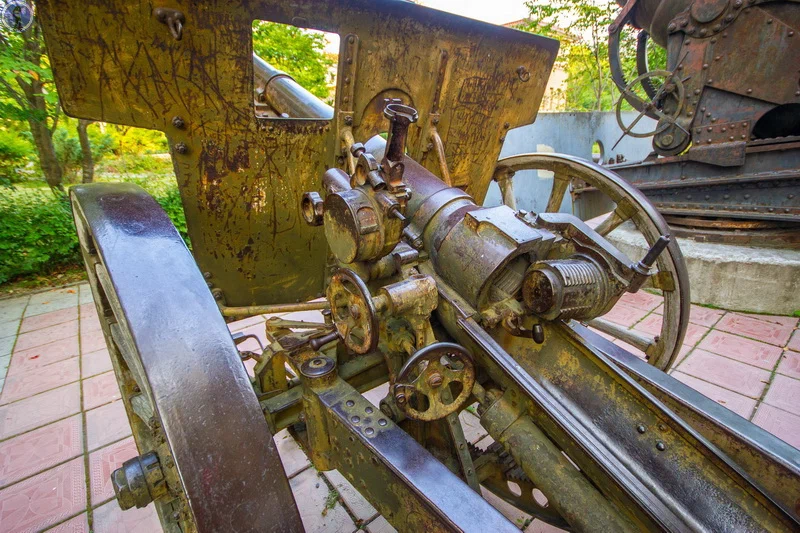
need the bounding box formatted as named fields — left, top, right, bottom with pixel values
left=0, top=130, right=34, bottom=186
left=53, top=121, right=115, bottom=178
left=0, top=188, right=80, bottom=284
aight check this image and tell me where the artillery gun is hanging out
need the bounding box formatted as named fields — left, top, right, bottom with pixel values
left=605, top=0, right=800, bottom=245
left=37, top=1, right=800, bottom=531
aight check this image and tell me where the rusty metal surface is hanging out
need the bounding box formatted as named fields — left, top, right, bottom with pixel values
left=38, top=0, right=557, bottom=307
left=70, top=183, right=302, bottom=532
left=573, top=324, right=800, bottom=525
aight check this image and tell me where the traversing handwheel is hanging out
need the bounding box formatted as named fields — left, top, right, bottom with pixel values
left=392, top=342, right=475, bottom=421
left=493, top=154, right=690, bottom=370
left=327, top=268, right=380, bottom=354
left=616, top=70, right=685, bottom=139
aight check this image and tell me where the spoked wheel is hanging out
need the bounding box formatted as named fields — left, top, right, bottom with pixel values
left=493, top=153, right=690, bottom=370
left=71, top=184, right=302, bottom=533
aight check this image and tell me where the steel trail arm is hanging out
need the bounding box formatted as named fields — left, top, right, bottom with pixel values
left=438, top=295, right=800, bottom=531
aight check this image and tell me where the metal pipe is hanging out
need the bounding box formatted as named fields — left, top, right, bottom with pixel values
left=220, top=300, right=329, bottom=318
left=252, top=54, right=333, bottom=119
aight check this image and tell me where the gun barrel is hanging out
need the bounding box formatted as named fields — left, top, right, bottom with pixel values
left=618, top=0, right=692, bottom=47
left=253, top=54, right=333, bottom=119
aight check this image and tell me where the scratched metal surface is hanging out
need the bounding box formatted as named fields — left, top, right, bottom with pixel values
left=38, top=0, right=558, bottom=306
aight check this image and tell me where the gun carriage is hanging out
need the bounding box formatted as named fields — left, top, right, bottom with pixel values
left=603, top=0, right=800, bottom=246
left=37, top=0, right=800, bottom=531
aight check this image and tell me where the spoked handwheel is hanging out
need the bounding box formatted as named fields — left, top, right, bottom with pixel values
left=71, top=184, right=302, bottom=532
left=493, top=153, right=690, bottom=370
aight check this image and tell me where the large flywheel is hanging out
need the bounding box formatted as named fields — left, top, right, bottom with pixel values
left=493, top=154, right=690, bottom=370
left=71, top=184, right=302, bottom=532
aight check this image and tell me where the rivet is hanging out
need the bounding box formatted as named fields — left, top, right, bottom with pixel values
left=747, top=88, right=753, bottom=93
left=708, top=126, right=714, bottom=131
left=658, top=424, right=666, bottom=431
left=721, top=127, right=727, bottom=132
left=346, top=400, right=355, bottom=407
left=637, top=425, right=646, bottom=434
left=789, top=31, right=795, bottom=37
left=729, top=136, right=735, bottom=141
left=707, top=112, right=712, bottom=117
left=351, top=416, right=360, bottom=424
left=171, top=116, right=185, bottom=129
left=767, top=19, right=773, bottom=24
left=707, top=79, right=714, bottom=84
left=347, top=35, right=355, bottom=44
left=715, top=56, right=722, bottom=61
left=364, top=427, right=374, bottom=436
left=656, top=442, right=666, bottom=451
left=378, top=419, right=388, bottom=426
left=694, top=89, right=701, bottom=95
left=365, top=406, right=374, bottom=414
left=699, top=28, right=707, bottom=36
left=668, top=23, right=677, bottom=32
left=174, top=142, right=188, bottom=154
left=346, top=56, right=353, bottom=64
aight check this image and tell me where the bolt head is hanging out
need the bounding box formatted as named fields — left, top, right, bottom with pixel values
left=174, top=142, right=188, bottom=154
left=427, top=373, right=443, bottom=388
left=171, top=116, right=185, bottom=129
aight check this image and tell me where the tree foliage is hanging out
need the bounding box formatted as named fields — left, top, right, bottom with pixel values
left=520, top=0, right=665, bottom=112
left=252, top=21, right=335, bottom=101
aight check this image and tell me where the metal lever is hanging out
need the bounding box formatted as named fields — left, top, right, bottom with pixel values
left=628, top=235, right=670, bottom=292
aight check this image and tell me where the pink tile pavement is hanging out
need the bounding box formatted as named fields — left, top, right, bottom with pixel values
left=82, top=371, right=121, bottom=410
left=762, top=374, right=800, bottom=416
left=46, top=512, right=89, bottom=532
left=603, top=302, right=650, bottom=328
left=752, top=404, right=800, bottom=449
left=687, top=305, right=725, bottom=328
left=618, top=291, right=662, bottom=312
left=13, top=320, right=80, bottom=353
left=0, top=357, right=81, bottom=405
left=0, top=457, right=86, bottom=533
left=787, top=330, right=800, bottom=353
left=698, top=330, right=783, bottom=370
left=89, top=437, right=138, bottom=504
left=85, top=400, right=132, bottom=452
left=672, top=372, right=756, bottom=418
left=0, top=383, right=81, bottom=440
left=716, top=313, right=794, bottom=346
left=79, top=329, right=107, bottom=355
left=677, top=349, right=771, bottom=399
left=19, top=307, right=79, bottom=334
left=776, top=351, right=800, bottom=380
left=92, top=499, right=160, bottom=533
left=634, top=314, right=709, bottom=346
left=0, top=415, right=83, bottom=488
left=81, top=348, right=113, bottom=378
left=6, top=336, right=80, bottom=377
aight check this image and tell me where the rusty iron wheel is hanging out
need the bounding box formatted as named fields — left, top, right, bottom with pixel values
left=70, top=183, right=301, bottom=532
left=493, top=153, right=690, bottom=371
left=327, top=268, right=380, bottom=354
left=392, top=342, right=475, bottom=421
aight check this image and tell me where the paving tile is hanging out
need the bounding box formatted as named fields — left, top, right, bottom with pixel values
left=92, top=499, right=162, bottom=533
left=0, top=383, right=81, bottom=439
left=78, top=284, right=94, bottom=305
left=0, top=357, right=81, bottom=405
left=0, top=297, right=28, bottom=324
left=0, top=335, right=16, bottom=358
left=687, top=305, right=725, bottom=328
left=0, top=415, right=83, bottom=488
left=481, top=485, right=531, bottom=528
left=19, top=307, right=79, bottom=334
left=6, top=336, right=80, bottom=378
left=82, top=348, right=113, bottom=378
left=323, top=469, right=378, bottom=522
left=25, top=289, right=79, bottom=318
left=459, top=410, right=488, bottom=444
left=78, top=303, right=97, bottom=321
left=83, top=371, right=121, bottom=410
left=0, top=457, right=86, bottom=533
left=366, top=515, right=397, bottom=533
left=13, top=320, right=79, bottom=353
left=634, top=314, right=708, bottom=347
left=279, top=309, right=326, bottom=323
left=232, top=323, right=268, bottom=353
left=79, top=328, right=107, bottom=355
left=734, top=312, right=798, bottom=329
left=228, top=314, right=266, bottom=332
left=45, top=512, right=89, bottom=532
left=274, top=428, right=311, bottom=478
left=618, top=291, right=663, bottom=312
left=698, top=330, right=783, bottom=370
left=676, top=349, right=771, bottom=399
left=716, top=313, right=794, bottom=347
left=776, top=350, right=800, bottom=380
left=289, top=467, right=356, bottom=533
left=602, top=302, right=650, bottom=328
left=672, top=372, right=757, bottom=419
left=787, top=330, right=800, bottom=353
left=752, top=404, right=800, bottom=449
left=86, top=400, right=132, bottom=451
left=89, top=437, right=138, bottom=504
left=78, top=309, right=101, bottom=338
left=762, top=374, right=800, bottom=415
left=0, top=320, right=20, bottom=340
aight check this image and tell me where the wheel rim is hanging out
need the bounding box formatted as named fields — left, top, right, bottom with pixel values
left=493, top=153, right=690, bottom=370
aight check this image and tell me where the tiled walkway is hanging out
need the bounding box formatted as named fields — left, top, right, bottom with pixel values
left=0, top=285, right=798, bottom=532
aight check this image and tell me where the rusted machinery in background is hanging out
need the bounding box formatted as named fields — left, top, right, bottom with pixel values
left=38, top=1, right=800, bottom=531
left=603, top=0, right=800, bottom=246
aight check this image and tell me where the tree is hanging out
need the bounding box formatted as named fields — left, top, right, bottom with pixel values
left=519, top=0, right=665, bottom=112
left=251, top=22, right=334, bottom=100
left=77, top=119, right=93, bottom=183
left=0, top=18, right=64, bottom=189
